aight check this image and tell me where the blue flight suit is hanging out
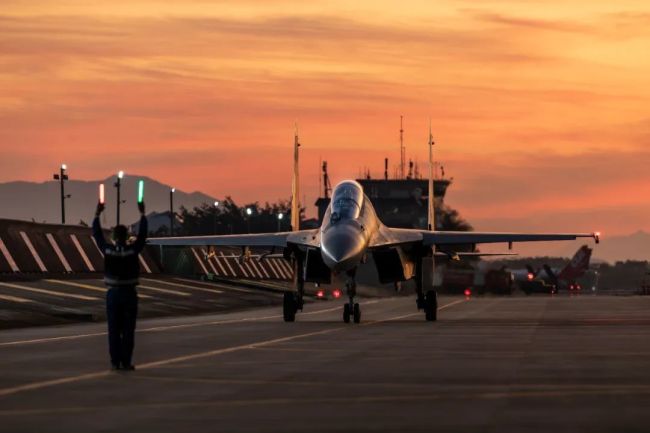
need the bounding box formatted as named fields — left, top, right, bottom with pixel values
left=93, top=216, right=148, bottom=369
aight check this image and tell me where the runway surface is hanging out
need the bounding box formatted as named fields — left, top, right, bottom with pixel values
left=0, top=276, right=288, bottom=329
left=1, top=295, right=650, bottom=432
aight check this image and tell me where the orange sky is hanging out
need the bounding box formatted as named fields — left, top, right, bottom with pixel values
left=1, top=0, right=649, bottom=236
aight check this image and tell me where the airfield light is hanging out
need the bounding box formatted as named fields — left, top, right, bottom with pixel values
left=169, top=188, right=175, bottom=236
left=118, top=170, right=124, bottom=179
left=99, top=183, right=105, bottom=204
left=332, top=289, right=342, bottom=299
left=464, top=288, right=472, bottom=297
left=246, top=207, right=253, bottom=216
left=527, top=273, right=534, bottom=281
left=53, top=164, right=70, bottom=224
left=137, top=180, right=144, bottom=203
left=278, top=213, right=284, bottom=220
left=316, top=290, right=325, bottom=298
left=114, top=171, right=125, bottom=225
left=214, top=201, right=219, bottom=207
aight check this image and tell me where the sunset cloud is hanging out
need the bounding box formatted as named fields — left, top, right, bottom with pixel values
left=0, top=1, right=649, bottom=237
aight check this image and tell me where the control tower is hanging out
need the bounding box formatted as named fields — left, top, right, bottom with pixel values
left=315, top=163, right=453, bottom=230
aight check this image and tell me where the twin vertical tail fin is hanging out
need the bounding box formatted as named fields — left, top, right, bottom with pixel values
left=427, top=119, right=435, bottom=232
left=291, top=125, right=300, bottom=232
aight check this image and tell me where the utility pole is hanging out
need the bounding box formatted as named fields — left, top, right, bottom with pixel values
left=114, top=171, right=124, bottom=225
left=213, top=201, right=219, bottom=234
left=291, top=125, right=300, bottom=231
left=169, top=188, right=175, bottom=236
left=52, top=164, right=70, bottom=224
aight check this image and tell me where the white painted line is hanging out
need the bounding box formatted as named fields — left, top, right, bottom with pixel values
left=264, top=258, right=281, bottom=279
left=205, top=254, right=220, bottom=276
left=218, top=252, right=237, bottom=277
left=0, top=294, right=34, bottom=303
left=90, top=236, right=104, bottom=257
left=44, top=279, right=153, bottom=299
left=0, top=281, right=99, bottom=301
left=278, top=258, right=293, bottom=277
left=268, top=259, right=285, bottom=279
left=249, top=258, right=269, bottom=279
left=0, top=300, right=465, bottom=397
left=276, top=259, right=290, bottom=279
left=267, top=259, right=284, bottom=279
left=45, top=233, right=72, bottom=273
left=171, top=278, right=264, bottom=295
left=138, top=285, right=191, bottom=297
left=230, top=254, right=250, bottom=278
left=210, top=254, right=228, bottom=276
left=19, top=231, right=47, bottom=272
left=190, top=248, right=210, bottom=275
left=243, top=260, right=261, bottom=279
left=0, top=237, right=20, bottom=272
left=70, top=235, right=95, bottom=272
left=140, top=278, right=222, bottom=294
left=139, top=255, right=152, bottom=274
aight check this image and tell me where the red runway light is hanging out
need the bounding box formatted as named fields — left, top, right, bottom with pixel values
left=316, top=290, right=324, bottom=298
left=464, top=288, right=472, bottom=297
left=527, top=273, right=534, bottom=281
left=332, top=289, right=341, bottom=299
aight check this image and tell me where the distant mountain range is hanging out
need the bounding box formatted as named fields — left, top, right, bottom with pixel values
left=0, top=175, right=216, bottom=228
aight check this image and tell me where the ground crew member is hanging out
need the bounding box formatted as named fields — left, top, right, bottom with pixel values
left=93, top=201, right=148, bottom=371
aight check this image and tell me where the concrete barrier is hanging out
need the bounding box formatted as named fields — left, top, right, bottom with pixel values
left=0, top=219, right=159, bottom=275
left=187, top=247, right=293, bottom=281
left=0, top=219, right=291, bottom=281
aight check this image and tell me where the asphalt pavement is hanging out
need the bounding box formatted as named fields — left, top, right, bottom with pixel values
left=1, top=295, right=650, bottom=432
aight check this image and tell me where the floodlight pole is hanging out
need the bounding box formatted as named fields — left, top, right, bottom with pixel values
left=53, top=164, right=70, bottom=224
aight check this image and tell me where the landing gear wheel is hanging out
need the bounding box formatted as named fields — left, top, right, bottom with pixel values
left=283, top=292, right=297, bottom=322
left=343, top=303, right=351, bottom=323
left=353, top=303, right=361, bottom=323
left=424, top=290, right=438, bottom=322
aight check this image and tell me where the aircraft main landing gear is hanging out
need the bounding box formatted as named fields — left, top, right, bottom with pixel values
left=283, top=292, right=302, bottom=322
left=424, top=290, right=438, bottom=322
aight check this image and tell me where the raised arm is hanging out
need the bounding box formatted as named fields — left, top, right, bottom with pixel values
left=132, top=202, right=148, bottom=253
left=92, top=202, right=108, bottom=252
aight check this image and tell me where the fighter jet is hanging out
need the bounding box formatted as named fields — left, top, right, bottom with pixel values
left=149, top=132, right=600, bottom=323
left=515, top=245, right=593, bottom=292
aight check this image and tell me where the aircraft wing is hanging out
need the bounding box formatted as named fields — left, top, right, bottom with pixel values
left=371, top=227, right=600, bottom=248
left=148, top=229, right=320, bottom=249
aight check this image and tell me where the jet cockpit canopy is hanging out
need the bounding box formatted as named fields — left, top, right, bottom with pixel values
left=331, top=181, right=363, bottom=221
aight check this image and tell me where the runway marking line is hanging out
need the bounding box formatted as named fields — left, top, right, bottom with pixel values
left=43, top=279, right=153, bottom=299
left=140, top=278, right=223, bottom=294
left=0, top=299, right=378, bottom=347
left=137, top=285, right=191, bottom=297
left=0, top=294, right=34, bottom=303
left=0, top=299, right=464, bottom=398
left=0, top=281, right=99, bottom=301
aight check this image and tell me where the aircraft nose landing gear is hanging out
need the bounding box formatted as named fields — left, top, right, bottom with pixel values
left=342, top=273, right=361, bottom=323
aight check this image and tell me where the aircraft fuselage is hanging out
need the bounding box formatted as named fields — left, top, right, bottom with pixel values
left=320, top=180, right=380, bottom=273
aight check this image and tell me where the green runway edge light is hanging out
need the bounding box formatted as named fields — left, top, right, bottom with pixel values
left=137, top=179, right=144, bottom=203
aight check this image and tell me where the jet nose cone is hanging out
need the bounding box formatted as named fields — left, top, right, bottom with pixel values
left=321, top=225, right=365, bottom=272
